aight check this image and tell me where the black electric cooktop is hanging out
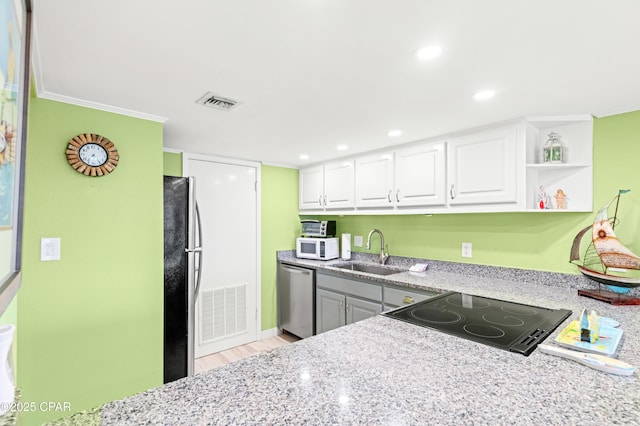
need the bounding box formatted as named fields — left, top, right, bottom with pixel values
left=383, top=291, right=571, bottom=356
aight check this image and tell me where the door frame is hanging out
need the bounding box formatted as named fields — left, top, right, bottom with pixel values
left=182, top=152, right=262, bottom=348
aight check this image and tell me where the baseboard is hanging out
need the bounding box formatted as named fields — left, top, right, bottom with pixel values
left=260, top=327, right=279, bottom=340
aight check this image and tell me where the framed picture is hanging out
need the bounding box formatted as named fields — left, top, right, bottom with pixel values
left=0, top=0, right=31, bottom=313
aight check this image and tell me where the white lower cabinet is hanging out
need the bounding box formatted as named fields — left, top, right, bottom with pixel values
left=316, top=272, right=383, bottom=334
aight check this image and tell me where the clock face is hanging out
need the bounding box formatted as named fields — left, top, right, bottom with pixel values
left=66, top=133, right=119, bottom=177
left=78, top=143, right=108, bottom=166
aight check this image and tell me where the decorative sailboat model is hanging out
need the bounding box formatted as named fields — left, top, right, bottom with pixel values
left=570, top=189, right=640, bottom=305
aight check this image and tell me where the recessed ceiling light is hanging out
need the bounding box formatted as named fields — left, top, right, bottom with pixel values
left=473, top=90, right=495, bottom=100
left=336, top=144, right=348, bottom=151
left=415, top=45, right=442, bottom=61
left=388, top=129, right=402, bottom=137
left=299, top=154, right=309, bottom=160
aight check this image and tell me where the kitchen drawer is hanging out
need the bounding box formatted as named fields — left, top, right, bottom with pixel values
left=384, top=285, right=437, bottom=307
left=316, top=272, right=382, bottom=302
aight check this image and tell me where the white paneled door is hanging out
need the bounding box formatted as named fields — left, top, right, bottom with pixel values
left=184, top=154, right=260, bottom=358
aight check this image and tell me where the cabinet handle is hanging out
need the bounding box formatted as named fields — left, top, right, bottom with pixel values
left=396, top=190, right=400, bottom=203
left=339, top=301, right=343, bottom=310
left=403, top=296, right=415, bottom=304
left=319, top=195, right=323, bottom=206
left=323, top=195, right=327, bottom=207
left=450, top=184, right=456, bottom=200
left=387, top=190, right=392, bottom=203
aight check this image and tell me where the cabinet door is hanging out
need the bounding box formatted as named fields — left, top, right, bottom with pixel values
left=299, top=166, right=324, bottom=210
left=355, top=152, right=394, bottom=208
left=316, top=288, right=346, bottom=334
left=324, top=160, right=355, bottom=209
left=395, top=142, right=446, bottom=207
left=447, top=127, right=518, bottom=205
left=346, top=296, right=382, bottom=325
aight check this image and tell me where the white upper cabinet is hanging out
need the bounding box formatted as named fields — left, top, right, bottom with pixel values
left=395, top=142, right=446, bottom=207
left=324, top=160, right=355, bottom=209
left=299, top=166, right=324, bottom=210
left=447, top=126, right=521, bottom=207
left=299, top=161, right=355, bottom=211
left=354, top=142, right=446, bottom=209
left=298, top=115, right=592, bottom=215
left=355, top=152, right=394, bottom=208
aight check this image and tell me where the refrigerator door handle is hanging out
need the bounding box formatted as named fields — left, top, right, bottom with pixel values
left=193, top=201, right=203, bottom=301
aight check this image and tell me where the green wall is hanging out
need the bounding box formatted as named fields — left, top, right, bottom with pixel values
left=163, top=151, right=182, bottom=177
left=327, top=213, right=587, bottom=273
left=591, top=111, right=640, bottom=251
left=260, top=165, right=299, bottom=330
left=18, top=98, right=164, bottom=425
left=322, top=111, right=640, bottom=275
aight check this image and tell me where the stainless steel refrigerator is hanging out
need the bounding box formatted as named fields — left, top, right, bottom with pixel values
left=163, top=176, right=202, bottom=383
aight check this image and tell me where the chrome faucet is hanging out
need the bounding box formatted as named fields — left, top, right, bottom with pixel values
left=366, top=229, right=389, bottom=264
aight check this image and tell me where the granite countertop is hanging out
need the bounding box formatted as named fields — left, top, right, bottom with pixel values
left=51, top=253, right=640, bottom=425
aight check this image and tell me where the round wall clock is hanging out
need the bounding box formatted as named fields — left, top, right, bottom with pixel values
left=66, top=133, right=119, bottom=177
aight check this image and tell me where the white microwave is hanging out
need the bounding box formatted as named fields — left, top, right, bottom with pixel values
left=296, top=237, right=339, bottom=260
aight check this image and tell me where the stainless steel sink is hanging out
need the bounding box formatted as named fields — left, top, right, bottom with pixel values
left=332, top=262, right=403, bottom=276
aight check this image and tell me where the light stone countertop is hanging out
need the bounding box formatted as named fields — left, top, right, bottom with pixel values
left=51, top=252, right=640, bottom=425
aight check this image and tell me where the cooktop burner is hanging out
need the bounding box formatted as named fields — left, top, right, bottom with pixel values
left=383, top=291, right=571, bottom=356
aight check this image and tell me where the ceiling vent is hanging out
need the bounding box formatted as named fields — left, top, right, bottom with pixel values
left=196, top=92, right=240, bottom=111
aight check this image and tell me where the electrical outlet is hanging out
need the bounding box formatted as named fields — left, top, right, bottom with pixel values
left=354, top=235, right=363, bottom=247
left=462, top=242, right=472, bottom=258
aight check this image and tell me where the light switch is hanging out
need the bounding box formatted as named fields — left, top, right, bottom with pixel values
left=354, top=235, right=363, bottom=247
left=41, top=238, right=61, bottom=261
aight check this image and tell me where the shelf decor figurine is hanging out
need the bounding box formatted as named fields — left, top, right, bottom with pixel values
left=543, top=132, right=564, bottom=164
left=554, top=189, right=567, bottom=209
left=537, top=186, right=550, bottom=209
left=570, top=189, right=640, bottom=305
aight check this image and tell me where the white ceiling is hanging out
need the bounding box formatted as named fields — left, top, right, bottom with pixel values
left=31, top=0, right=640, bottom=167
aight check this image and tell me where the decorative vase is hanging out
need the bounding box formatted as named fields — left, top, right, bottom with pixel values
left=0, top=325, right=15, bottom=416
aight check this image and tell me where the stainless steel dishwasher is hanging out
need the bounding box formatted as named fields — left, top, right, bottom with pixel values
left=277, top=263, right=315, bottom=338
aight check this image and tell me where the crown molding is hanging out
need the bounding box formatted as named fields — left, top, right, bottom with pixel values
left=162, top=148, right=182, bottom=154
left=593, top=104, right=640, bottom=118
left=36, top=90, right=168, bottom=123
